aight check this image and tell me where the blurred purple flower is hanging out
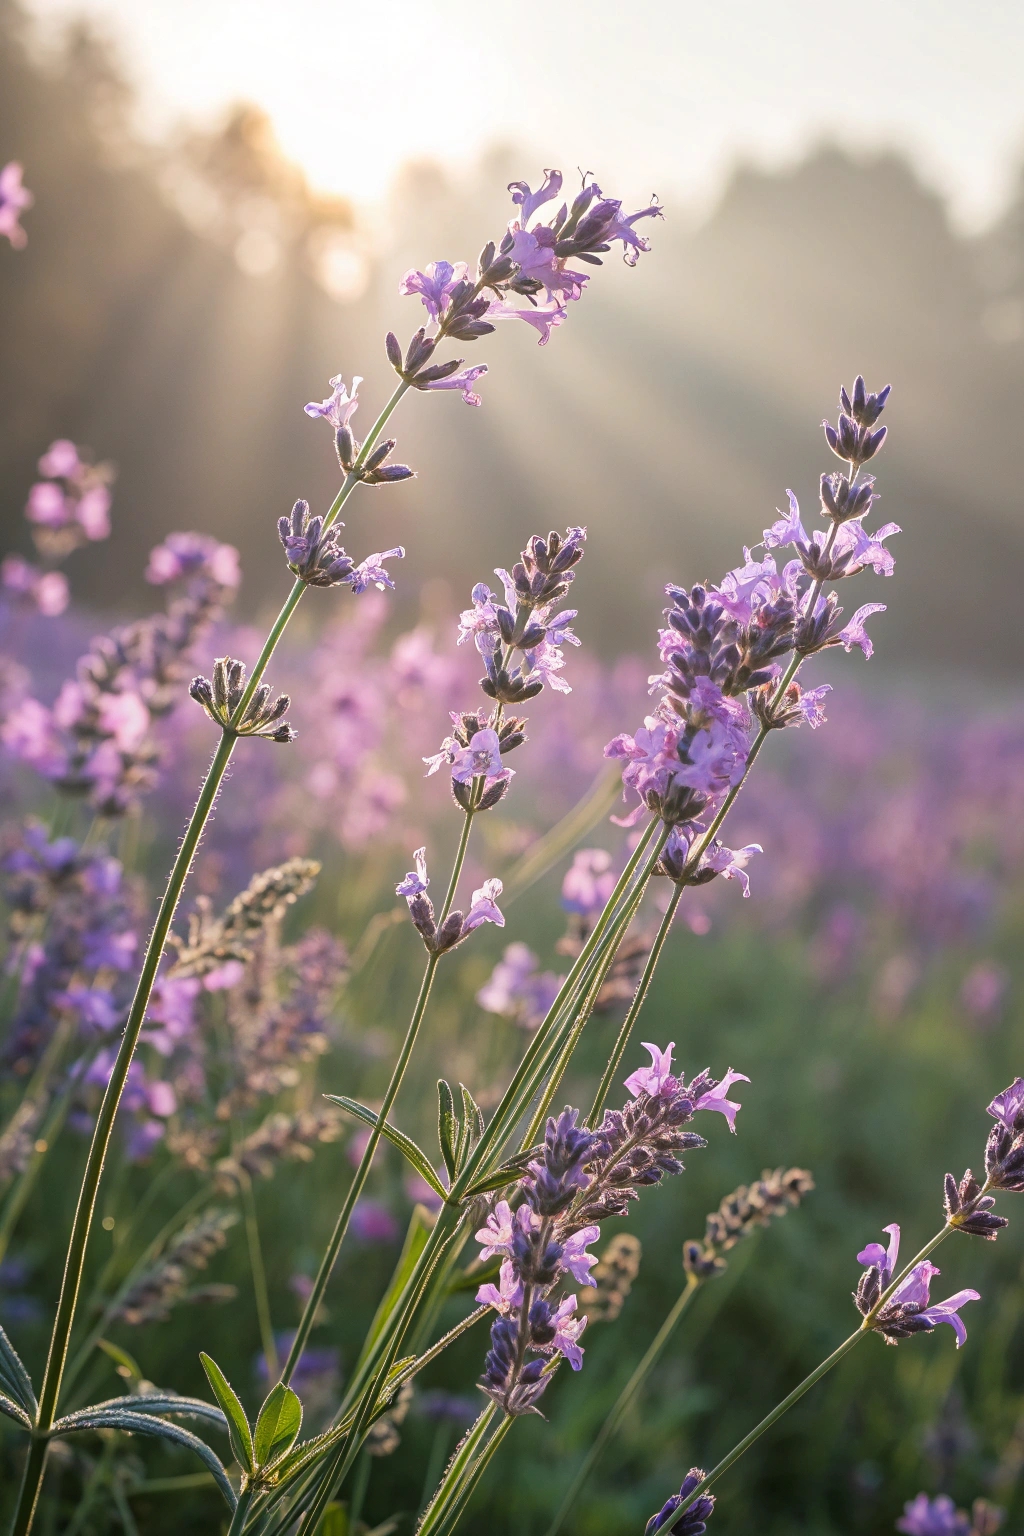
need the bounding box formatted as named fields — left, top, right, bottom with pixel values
left=350, top=1199, right=400, bottom=1244
left=0, top=161, right=32, bottom=248
left=896, top=1494, right=970, bottom=1536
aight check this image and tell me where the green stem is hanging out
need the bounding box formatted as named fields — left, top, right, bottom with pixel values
left=9, top=730, right=238, bottom=1536
left=588, top=881, right=683, bottom=1125
left=452, top=820, right=662, bottom=1197
left=347, top=1454, right=372, bottom=1529
left=240, top=1171, right=279, bottom=1382
left=9, top=379, right=416, bottom=1536
left=281, top=808, right=476, bottom=1388
left=225, top=1487, right=254, bottom=1536
left=545, top=1275, right=700, bottom=1536
left=415, top=1404, right=496, bottom=1536
left=422, top=1412, right=514, bottom=1536
left=664, top=1222, right=956, bottom=1526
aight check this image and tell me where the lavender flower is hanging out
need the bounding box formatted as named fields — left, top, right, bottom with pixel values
left=896, top=1494, right=971, bottom=1536
left=606, top=378, right=893, bottom=837
left=561, top=849, right=616, bottom=918
left=476, top=942, right=564, bottom=1031
left=623, top=1043, right=748, bottom=1131
left=304, top=373, right=361, bottom=430
left=0, top=161, right=32, bottom=248
left=1, top=557, right=68, bottom=616
left=277, top=499, right=406, bottom=590
left=395, top=846, right=504, bottom=953
left=424, top=712, right=525, bottom=811
left=854, top=1224, right=980, bottom=1346
left=645, top=1470, right=715, bottom=1535
left=190, top=657, right=295, bottom=742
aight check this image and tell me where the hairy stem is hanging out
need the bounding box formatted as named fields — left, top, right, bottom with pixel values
left=9, top=379, right=416, bottom=1536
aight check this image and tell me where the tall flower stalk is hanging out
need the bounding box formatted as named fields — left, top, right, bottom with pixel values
left=5, top=168, right=664, bottom=1535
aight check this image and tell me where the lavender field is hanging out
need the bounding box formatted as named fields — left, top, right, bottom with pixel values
left=2, top=6, right=1024, bottom=1535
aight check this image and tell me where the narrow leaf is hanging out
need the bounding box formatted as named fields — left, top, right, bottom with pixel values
left=437, top=1080, right=458, bottom=1182
left=55, top=1395, right=227, bottom=1429
left=459, top=1085, right=484, bottom=1159
left=0, top=1321, right=37, bottom=1416
left=254, top=1382, right=303, bottom=1470
left=324, top=1096, right=447, bottom=1201
left=353, top=1205, right=432, bottom=1376
left=200, top=1352, right=253, bottom=1473
left=54, top=1409, right=236, bottom=1510
left=264, top=1418, right=352, bottom=1487
left=0, top=1390, right=31, bottom=1428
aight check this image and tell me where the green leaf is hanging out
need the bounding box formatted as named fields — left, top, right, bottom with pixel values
left=353, top=1205, right=432, bottom=1377
left=264, top=1419, right=352, bottom=1487
left=199, top=1352, right=253, bottom=1474
left=57, top=1394, right=227, bottom=1429
left=0, top=1389, right=31, bottom=1429
left=52, top=1408, right=236, bottom=1510
left=317, top=1502, right=349, bottom=1536
left=0, top=1320, right=36, bottom=1417
left=459, top=1085, right=484, bottom=1164
left=437, top=1080, right=458, bottom=1182
left=97, top=1338, right=143, bottom=1385
left=324, top=1095, right=448, bottom=1201
left=254, top=1382, right=303, bottom=1469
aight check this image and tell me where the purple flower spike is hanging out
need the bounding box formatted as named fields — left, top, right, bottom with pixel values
left=561, top=849, right=616, bottom=917
left=698, top=842, right=763, bottom=897
left=646, top=1469, right=715, bottom=1536
left=304, top=373, right=362, bottom=428
left=896, top=1494, right=971, bottom=1536
left=462, top=877, right=505, bottom=933
left=549, top=1295, right=587, bottom=1369
left=625, top=1041, right=678, bottom=1100
left=0, top=161, right=33, bottom=249
left=508, top=169, right=564, bottom=226
left=855, top=1229, right=981, bottom=1347
left=840, top=602, right=886, bottom=658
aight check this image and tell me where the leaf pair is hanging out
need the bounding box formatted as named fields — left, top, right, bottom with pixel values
left=200, top=1353, right=302, bottom=1488
left=437, top=1081, right=484, bottom=1183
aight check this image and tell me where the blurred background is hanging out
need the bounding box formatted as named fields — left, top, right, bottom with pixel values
left=3, top=2, right=1024, bottom=1534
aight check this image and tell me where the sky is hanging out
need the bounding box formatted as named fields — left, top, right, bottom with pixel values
left=25, top=0, right=1024, bottom=229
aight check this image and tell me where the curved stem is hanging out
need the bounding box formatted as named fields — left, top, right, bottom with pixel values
left=545, top=1274, right=701, bottom=1536
left=664, top=1220, right=957, bottom=1527
left=588, top=880, right=683, bottom=1125
left=9, top=380, right=417, bottom=1536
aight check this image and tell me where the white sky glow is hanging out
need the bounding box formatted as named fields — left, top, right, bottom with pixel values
left=25, top=0, right=1024, bottom=229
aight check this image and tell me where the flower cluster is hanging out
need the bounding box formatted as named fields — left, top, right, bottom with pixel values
left=0, top=825, right=140, bottom=1080
left=475, top=1043, right=746, bottom=1413
left=109, top=1208, right=237, bottom=1326
left=1, top=438, right=114, bottom=618
left=395, top=847, right=504, bottom=955
left=458, top=526, right=585, bottom=705
left=476, top=942, right=563, bottom=1031
left=190, top=657, right=295, bottom=742
left=645, top=1470, right=716, bottom=1536
left=393, top=170, right=662, bottom=407
left=2, top=532, right=240, bottom=811
left=896, top=1493, right=1003, bottom=1536
left=854, top=1224, right=979, bottom=1347
left=684, top=1166, right=815, bottom=1280
left=606, top=379, right=894, bottom=890
left=577, top=1232, right=642, bottom=1322
left=277, top=497, right=404, bottom=592
left=0, top=160, right=32, bottom=248
left=304, top=373, right=415, bottom=483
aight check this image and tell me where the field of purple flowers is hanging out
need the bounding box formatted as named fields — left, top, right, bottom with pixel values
left=2, top=156, right=1024, bottom=1536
